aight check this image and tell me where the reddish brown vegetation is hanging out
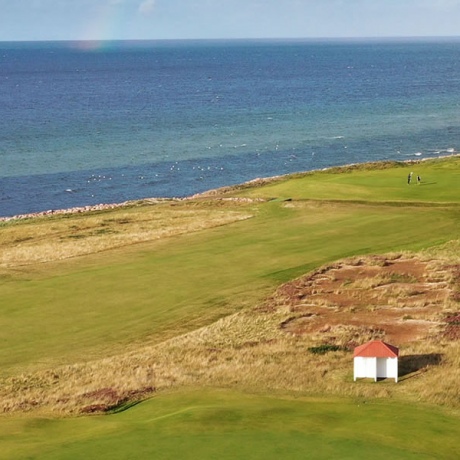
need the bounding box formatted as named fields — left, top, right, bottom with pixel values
left=444, top=313, right=460, bottom=340
left=267, top=255, right=459, bottom=346
left=80, top=386, right=154, bottom=414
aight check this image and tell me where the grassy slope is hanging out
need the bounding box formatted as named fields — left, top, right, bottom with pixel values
left=1, top=391, right=459, bottom=460
left=1, top=199, right=457, bottom=375
left=0, top=157, right=458, bottom=457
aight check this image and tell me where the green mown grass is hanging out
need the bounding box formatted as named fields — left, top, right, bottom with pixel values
left=0, top=157, right=459, bottom=457
left=1, top=199, right=458, bottom=375
left=231, top=157, right=460, bottom=203
left=0, top=390, right=458, bottom=459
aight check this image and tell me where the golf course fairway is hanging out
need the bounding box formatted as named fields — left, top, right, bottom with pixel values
left=0, top=157, right=459, bottom=458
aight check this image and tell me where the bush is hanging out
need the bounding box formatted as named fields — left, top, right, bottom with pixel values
left=308, top=344, right=343, bottom=355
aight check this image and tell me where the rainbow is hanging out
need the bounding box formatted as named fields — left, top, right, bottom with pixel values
left=72, top=1, right=129, bottom=51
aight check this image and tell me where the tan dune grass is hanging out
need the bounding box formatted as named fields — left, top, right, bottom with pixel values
left=0, top=201, right=253, bottom=268
left=0, top=248, right=458, bottom=415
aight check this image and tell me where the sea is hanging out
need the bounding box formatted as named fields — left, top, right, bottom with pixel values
left=1, top=38, right=460, bottom=218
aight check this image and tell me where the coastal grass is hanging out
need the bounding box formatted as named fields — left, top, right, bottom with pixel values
left=0, top=157, right=459, bottom=457
left=0, top=199, right=457, bottom=376
left=1, top=249, right=458, bottom=414
left=0, top=157, right=459, bottom=378
left=0, top=199, right=254, bottom=267
left=0, top=390, right=459, bottom=460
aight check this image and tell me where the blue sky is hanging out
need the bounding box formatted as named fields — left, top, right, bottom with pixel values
left=2, top=0, right=460, bottom=42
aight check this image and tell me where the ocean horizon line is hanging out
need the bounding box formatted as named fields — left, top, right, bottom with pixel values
left=2, top=35, right=460, bottom=47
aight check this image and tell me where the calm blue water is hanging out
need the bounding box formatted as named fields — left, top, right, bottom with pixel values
left=1, top=38, right=460, bottom=217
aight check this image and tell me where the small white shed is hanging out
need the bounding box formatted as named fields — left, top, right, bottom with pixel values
left=353, top=340, right=399, bottom=382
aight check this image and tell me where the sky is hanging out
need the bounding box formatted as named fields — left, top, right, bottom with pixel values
left=1, top=0, right=460, bottom=42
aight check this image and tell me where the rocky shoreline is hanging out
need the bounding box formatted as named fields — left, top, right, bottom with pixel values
left=0, top=198, right=180, bottom=223
left=0, top=175, right=281, bottom=224
left=1, top=155, right=457, bottom=224
left=0, top=202, right=132, bottom=223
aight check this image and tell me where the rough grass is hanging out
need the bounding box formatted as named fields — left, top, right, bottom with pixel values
left=2, top=196, right=457, bottom=378
left=0, top=249, right=458, bottom=415
left=0, top=199, right=254, bottom=267
left=0, top=159, right=459, bottom=412
left=0, top=157, right=459, bottom=459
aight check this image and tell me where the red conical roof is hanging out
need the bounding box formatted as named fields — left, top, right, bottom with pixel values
left=353, top=340, right=399, bottom=358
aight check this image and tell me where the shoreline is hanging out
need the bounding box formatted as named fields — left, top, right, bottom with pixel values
left=0, top=198, right=179, bottom=223
left=1, top=154, right=458, bottom=224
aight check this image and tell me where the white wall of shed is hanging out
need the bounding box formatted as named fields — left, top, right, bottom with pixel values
left=354, top=356, right=398, bottom=382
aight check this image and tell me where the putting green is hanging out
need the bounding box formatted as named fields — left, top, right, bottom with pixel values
left=1, top=390, right=458, bottom=459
